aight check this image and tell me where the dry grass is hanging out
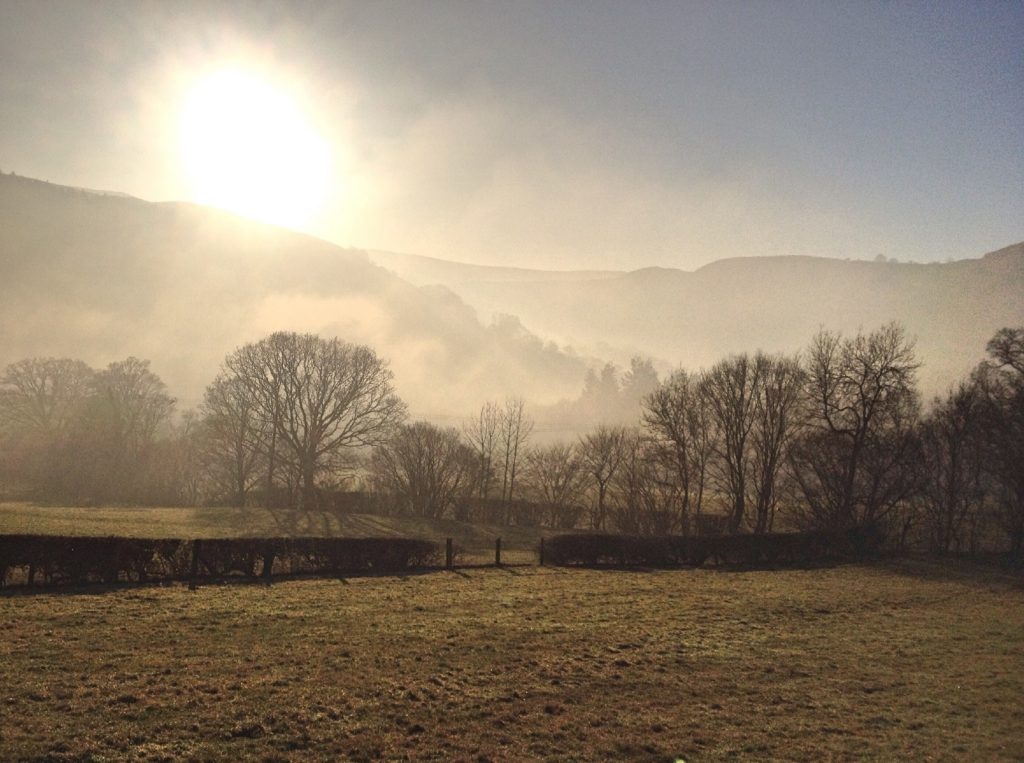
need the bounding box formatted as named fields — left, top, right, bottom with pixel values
left=1, top=561, right=1022, bottom=761
left=0, top=502, right=544, bottom=564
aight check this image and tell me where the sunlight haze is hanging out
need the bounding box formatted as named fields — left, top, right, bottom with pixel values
left=1, top=1, right=1020, bottom=269
left=1, top=5, right=1024, bottom=758
left=179, top=68, right=333, bottom=228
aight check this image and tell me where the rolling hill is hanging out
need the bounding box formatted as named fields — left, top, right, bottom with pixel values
left=2, top=171, right=1021, bottom=428
left=0, top=174, right=588, bottom=416
left=370, top=243, right=1024, bottom=395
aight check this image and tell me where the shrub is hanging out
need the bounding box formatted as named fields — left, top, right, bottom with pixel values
left=0, top=535, right=187, bottom=585
left=0, top=535, right=441, bottom=587
left=286, top=537, right=440, bottom=574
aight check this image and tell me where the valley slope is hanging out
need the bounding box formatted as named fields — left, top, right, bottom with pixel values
left=370, top=243, right=1024, bottom=394
left=0, top=174, right=587, bottom=416
left=3, top=172, right=1021, bottom=424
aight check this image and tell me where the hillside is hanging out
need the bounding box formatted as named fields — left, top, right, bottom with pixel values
left=3, top=172, right=1021, bottom=420
left=369, top=244, right=1024, bottom=393
left=0, top=174, right=587, bottom=414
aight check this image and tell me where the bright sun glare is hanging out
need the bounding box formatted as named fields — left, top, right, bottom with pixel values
left=179, top=70, right=332, bottom=229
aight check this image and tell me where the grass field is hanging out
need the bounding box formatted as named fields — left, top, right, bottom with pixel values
left=2, top=560, right=1022, bottom=761
left=0, top=503, right=545, bottom=565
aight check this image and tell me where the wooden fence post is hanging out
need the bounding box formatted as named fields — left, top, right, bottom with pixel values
left=539, top=537, right=545, bottom=566
left=446, top=537, right=453, bottom=569
left=188, top=539, right=201, bottom=591
left=495, top=537, right=502, bottom=566
left=261, top=544, right=275, bottom=583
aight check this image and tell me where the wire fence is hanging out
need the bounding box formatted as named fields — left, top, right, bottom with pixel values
left=446, top=537, right=541, bottom=568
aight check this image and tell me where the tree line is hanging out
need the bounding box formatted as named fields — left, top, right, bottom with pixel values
left=1, top=325, right=1022, bottom=556
left=0, top=334, right=405, bottom=509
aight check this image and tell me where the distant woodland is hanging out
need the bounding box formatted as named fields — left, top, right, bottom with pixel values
left=2, top=324, right=1022, bottom=558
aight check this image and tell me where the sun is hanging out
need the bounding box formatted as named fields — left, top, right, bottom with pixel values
left=179, top=69, right=332, bottom=229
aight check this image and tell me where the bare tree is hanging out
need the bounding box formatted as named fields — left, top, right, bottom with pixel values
left=642, top=369, right=712, bottom=534
left=463, top=401, right=501, bottom=500
left=748, top=353, right=805, bottom=533
left=94, top=358, right=175, bottom=458
left=370, top=421, right=476, bottom=518
left=224, top=333, right=291, bottom=507
left=986, top=327, right=1024, bottom=375
left=222, top=332, right=406, bottom=508
left=201, top=375, right=264, bottom=506
left=173, top=411, right=205, bottom=507
left=917, top=380, right=986, bottom=553
left=856, top=395, right=922, bottom=546
left=700, top=354, right=762, bottom=533
left=0, top=356, right=175, bottom=503
left=789, top=323, right=920, bottom=530
left=0, top=357, right=94, bottom=434
left=578, top=425, right=628, bottom=529
left=975, top=327, right=1024, bottom=556
left=145, top=411, right=205, bottom=507
left=89, top=357, right=176, bottom=502
left=0, top=357, right=94, bottom=498
left=498, top=397, right=533, bottom=519
left=524, top=442, right=588, bottom=529
left=610, top=431, right=685, bottom=535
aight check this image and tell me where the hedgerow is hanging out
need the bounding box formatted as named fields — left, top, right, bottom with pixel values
left=0, top=535, right=440, bottom=587
left=544, top=526, right=881, bottom=567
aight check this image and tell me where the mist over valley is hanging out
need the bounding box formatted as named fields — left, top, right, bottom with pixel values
left=2, top=3, right=1023, bottom=759
left=4, top=172, right=1019, bottom=430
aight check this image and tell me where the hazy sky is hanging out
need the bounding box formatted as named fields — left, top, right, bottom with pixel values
left=1, top=0, right=1021, bottom=270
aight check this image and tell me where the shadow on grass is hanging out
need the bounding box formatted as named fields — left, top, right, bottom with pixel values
left=876, top=554, right=1024, bottom=589
left=0, top=566, right=458, bottom=598
left=188, top=505, right=545, bottom=553
left=545, top=559, right=858, bottom=574
left=708, top=559, right=855, bottom=574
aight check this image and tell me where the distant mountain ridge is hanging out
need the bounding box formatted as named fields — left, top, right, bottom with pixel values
left=369, top=242, right=1024, bottom=395
left=368, top=249, right=624, bottom=285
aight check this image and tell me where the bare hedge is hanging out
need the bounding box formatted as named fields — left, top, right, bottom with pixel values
left=0, top=535, right=440, bottom=587
left=544, top=527, right=882, bottom=567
